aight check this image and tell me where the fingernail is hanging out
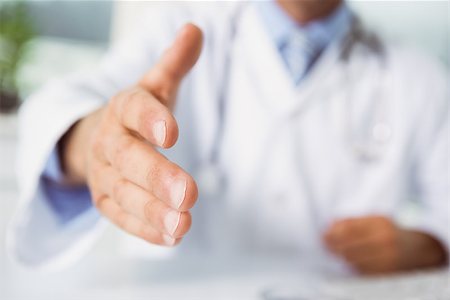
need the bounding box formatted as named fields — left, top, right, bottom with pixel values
left=164, top=210, right=181, bottom=236
left=170, top=178, right=186, bottom=209
left=162, top=234, right=176, bottom=246
left=153, top=120, right=166, bottom=146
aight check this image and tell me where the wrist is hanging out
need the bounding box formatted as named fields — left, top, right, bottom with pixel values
left=60, top=108, right=104, bottom=185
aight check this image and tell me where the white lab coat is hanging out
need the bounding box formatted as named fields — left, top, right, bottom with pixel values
left=8, top=3, right=449, bottom=271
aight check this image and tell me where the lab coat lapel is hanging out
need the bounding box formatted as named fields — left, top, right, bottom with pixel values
left=238, top=5, right=346, bottom=119
left=227, top=5, right=358, bottom=246
left=238, top=5, right=297, bottom=117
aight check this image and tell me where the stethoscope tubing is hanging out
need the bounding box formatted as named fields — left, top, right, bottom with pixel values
left=211, top=4, right=390, bottom=167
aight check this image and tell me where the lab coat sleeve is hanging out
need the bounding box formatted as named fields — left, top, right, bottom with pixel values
left=7, top=6, right=191, bottom=269
left=408, top=58, right=450, bottom=256
left=42, top=148, right=95, bottom=223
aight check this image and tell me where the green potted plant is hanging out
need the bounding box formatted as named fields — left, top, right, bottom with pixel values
left=0, top=1, right=34, bottom=113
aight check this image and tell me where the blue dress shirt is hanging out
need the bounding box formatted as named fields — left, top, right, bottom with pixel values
left=42, top=1, right=352, bottom=224
left=41, top=148, right=98, bottom=224
left=257, top=1, right=351, bottom=83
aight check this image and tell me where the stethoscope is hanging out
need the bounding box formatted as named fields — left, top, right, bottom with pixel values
left=200, top=3, right=392, bottom=196
left=339, top=16, right=392, bottom=163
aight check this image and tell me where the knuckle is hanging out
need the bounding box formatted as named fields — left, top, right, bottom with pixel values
left=110, top=91, right=127, bottom=117
left=336, top=222, right=348, bottom=232
left=136, top=225, right=152, bottom=242
left=148, top=69, right=174, bottom=101
left=112, top=89, right=128, bottom=104
left=116, top=211, right=128, bottom=229
left=375, top=228, right=396, bottom=248
left=143, top=199, right=158, bottom=222
left=91, top=136, right=103, bottom=156
left=145, top=164, right=161, bottom=192
left=86, top=164, right=99, bottom=185
left=92, top=193, right=105, bottom=209
left=122, top=88, right=141, bottom=107
left=109, top=93, right=121, bottom=109
left=127, top=89, right=146, bottom=108
left=138, top=227, right=162, bottom=246
left=114, top=88, right=142, bottom=122
left=383, top=230, right=397, bottom=247
left=112, top=178, right=128, bottom=205
left=135, top=229, right=148, bottom=243
left=114, top=136, right=135, bottom=170
left=378, top=217, right=393, bottom=229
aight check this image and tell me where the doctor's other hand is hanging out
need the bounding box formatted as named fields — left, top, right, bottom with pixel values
left=324, top=216, right=447, bottom=275
left=59, top=24, right=203, bottom=246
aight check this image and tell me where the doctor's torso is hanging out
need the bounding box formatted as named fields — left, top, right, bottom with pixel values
left=148, top=3, right=448, bottom=265
left=9, top=2, right=448, bottom=272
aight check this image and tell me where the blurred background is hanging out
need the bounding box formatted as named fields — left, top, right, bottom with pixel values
left=0, top=0, right=448, bottom=111
left=0, top=1, right=449, bottom=299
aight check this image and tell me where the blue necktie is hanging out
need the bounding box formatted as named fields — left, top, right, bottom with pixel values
left=282, top=30, right=321, bottom=85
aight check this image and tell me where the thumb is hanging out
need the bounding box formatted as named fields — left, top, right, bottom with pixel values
left=139, top=23, right=203, bottom=109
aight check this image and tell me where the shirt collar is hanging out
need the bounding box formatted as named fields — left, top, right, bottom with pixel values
left=257, top=1, right=352, bottom=51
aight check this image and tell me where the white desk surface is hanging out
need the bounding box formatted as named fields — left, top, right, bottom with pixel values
left=1, top=114, right=449, bottom=300
left=2, top=256, right=449, bottom=300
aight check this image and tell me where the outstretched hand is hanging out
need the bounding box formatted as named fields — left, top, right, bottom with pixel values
left=62, top=24, right=203, bottom=246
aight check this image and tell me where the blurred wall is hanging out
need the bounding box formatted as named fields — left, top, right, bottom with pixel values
left=111, top=1, right=449, bottom=66
left=349, top=1, right=449, bottom=66
left=17, top=0, right=450, bottom=66
left=12, top=1, right=450, bottom=103
left=14, top=1, right=112, bottom=97
left=26, top=0, right=112, bottom=43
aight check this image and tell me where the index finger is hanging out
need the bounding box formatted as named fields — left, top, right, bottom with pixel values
left=112, top=87, right=179, bottom=148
